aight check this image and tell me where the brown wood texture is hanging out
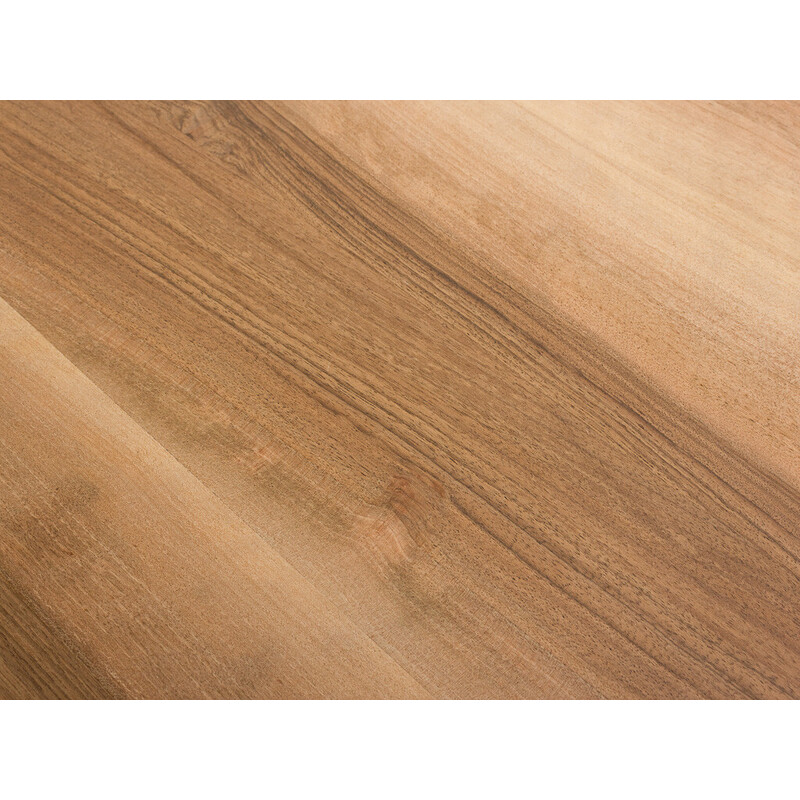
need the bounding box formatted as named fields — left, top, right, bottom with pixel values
left=0, top=101, right=798, bottom=699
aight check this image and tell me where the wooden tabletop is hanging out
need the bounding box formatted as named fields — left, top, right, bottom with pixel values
left=0, top=101, right=798, bottom=699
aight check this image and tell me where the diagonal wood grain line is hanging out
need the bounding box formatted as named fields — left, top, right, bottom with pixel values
left=0, top=101, right=798, bottom=698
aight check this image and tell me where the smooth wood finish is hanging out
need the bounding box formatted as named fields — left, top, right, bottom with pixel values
left=0, top=102, right=798, bottom=699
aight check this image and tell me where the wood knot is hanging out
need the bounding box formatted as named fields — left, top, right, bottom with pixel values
left=351, top=472, right=448, bottom=568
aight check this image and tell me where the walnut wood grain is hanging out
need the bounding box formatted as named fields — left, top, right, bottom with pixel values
left=0, top=101, right=797, bottom=698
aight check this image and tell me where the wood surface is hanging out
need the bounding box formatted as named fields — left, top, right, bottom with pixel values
left=0, top=101, right=798, bottom=699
